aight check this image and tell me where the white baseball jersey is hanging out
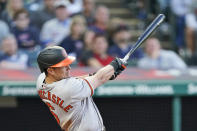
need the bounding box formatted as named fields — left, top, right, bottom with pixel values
left=36, top=73, right=105, bottom=131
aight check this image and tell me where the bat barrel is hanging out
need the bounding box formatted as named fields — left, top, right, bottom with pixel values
left=123, top=14, right=165, bottom=62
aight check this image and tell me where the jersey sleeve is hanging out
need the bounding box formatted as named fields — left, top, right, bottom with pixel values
left=70, top=77, right=94, bottom=100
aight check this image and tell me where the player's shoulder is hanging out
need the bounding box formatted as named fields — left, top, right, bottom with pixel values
left=36, top=73, right=46, bottom=90
left=56, top=77, right=86, bottom=93
left=63, top=77, right=84, bottom=84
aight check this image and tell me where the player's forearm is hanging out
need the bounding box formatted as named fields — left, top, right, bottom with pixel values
left=86, top=65, right=114, bottom=89
left=94, top=65, right=115, bottom=87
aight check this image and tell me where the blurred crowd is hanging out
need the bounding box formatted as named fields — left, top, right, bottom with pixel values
left=0, top=0, right=196, bottom=70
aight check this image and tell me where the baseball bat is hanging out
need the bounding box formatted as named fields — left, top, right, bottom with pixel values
left=122, top=14, right=165, bottom=63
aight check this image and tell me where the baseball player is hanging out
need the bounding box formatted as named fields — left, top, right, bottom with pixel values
left=36, top=46, right=127, bottom=131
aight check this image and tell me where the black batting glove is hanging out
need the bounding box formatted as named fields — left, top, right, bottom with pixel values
left=109, top=57, right=128, bottom=80
left=110, top=57, right=128, bottom=72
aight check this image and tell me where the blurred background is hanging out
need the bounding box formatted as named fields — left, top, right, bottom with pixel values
left=0, top=0, right=197, bottom=130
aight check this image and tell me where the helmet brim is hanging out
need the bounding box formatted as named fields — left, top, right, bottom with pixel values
left=50, top=56, right=76, bottom=67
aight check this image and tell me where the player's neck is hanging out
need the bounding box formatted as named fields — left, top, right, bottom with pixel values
left=45, top=76, right=57, bottom=84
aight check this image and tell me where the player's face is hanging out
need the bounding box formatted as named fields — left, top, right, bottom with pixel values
left=52, top=66, right=71, bottom=80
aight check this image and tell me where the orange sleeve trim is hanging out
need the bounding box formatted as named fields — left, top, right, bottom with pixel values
left=82, top=78, right=94, bottom=96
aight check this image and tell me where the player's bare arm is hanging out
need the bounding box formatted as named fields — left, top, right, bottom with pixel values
left=85, top=58, right=127, bottom=89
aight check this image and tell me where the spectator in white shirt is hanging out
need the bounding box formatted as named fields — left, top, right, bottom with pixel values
left=138, top=37, right=187, bottom=70
left=40, top=0, right=72, bottom=46
left=0, top=34, right=28, bottom=69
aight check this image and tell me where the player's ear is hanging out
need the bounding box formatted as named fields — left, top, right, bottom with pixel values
left=47, top=67, right=56, bottom=76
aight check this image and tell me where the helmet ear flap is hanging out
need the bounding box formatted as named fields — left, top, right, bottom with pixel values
left=37, top=60, right=46, bottom=73
left=37, top=57, right=50, bottom=73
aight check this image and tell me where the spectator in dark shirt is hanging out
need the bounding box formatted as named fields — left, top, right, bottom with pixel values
left=12, top=8, right=40, bottom=50
left=89, top=5, right=110, bottom=34
left=60, top=15, right=86, bottom=60
left=11, top=8, right=41, bottom=67
left=0, top=0, right=24, bottom=28
left=79, top=0, right=95, bottom=26
left=108, top=24, right=144, bottom=65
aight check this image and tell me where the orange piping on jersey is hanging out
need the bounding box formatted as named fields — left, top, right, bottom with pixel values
left=83, top=78, right=94, bottom=96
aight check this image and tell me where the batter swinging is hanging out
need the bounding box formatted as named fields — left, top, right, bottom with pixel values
left=36, top=46, right=127, bottom=131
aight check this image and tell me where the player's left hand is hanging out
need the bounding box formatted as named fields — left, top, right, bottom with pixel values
left=109, top=57, right=128, bottom=80
left=110, top=57, right=128, bottom=71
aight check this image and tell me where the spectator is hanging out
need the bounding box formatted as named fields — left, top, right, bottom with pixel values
left=1, top=0, right=24, bottom=28
left=67, top=0, right=83, bottom=15
left=108, top=24, right=144, bottom=65
left=11, top=9, right=41, bottom=67
left=108, top=17, right=126, bottom=47
left=82, top=28, right=95, bottom=50
left=80, top=34, right=113, bottom=68
left=23, top=0, right=43, bottom=11
left=78, top=29, right=95, bottom=66
left=30, top=0, right=56, bottom=29
left=0, top=34, right=28, bottom=69
left=77, top=0, right=95, bottom=26
left=12, top=8, right=40, bottom=50
left=90, top=5, right=110, bottom=34
left=0, top=20, right=10, bottom=44
left=60, top=15, right=86, bottom=60
left=185, top=0, right=197, bottom=56
left=137, top=37, right=187, bottom=70
left=136, top=0, right=147, bottom=21
left=40, top=0, right=72, bottom=46
left=0, top=0, right=6, bottom=16
left=170, top=0, right=192, bottom=53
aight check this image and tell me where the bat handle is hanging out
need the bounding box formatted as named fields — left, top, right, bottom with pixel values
left=122, top=54, right=129, bottom=63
